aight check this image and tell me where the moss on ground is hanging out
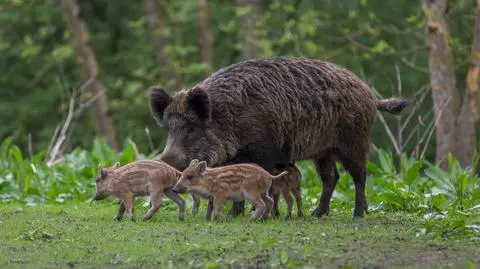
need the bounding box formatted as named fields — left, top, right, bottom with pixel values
left=0, top=201, right=478, bottom=269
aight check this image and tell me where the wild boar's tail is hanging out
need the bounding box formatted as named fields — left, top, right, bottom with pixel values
left=271, top=171, right=289, bottom=180
left=376, top=98, right=409, bottom=115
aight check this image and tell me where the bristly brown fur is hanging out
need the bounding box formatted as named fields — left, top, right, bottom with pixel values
left=150, top=56, right=409, bottom=219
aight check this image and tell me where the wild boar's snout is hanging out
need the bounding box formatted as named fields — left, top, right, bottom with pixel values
left=159, top=141, right=187, bottom=170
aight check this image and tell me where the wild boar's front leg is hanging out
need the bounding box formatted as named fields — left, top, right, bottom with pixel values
left=165, top=189, right=186, bottom=220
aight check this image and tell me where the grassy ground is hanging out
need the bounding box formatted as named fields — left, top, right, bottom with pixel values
left=0, top=199, right=479, bottom=269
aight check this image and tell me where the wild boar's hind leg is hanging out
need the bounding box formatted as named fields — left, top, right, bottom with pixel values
left=116, top=201, right=126, bottom=221
left=340, top=156, right=368, bottom=218
left=165, top=189, right=186, bottom=220
left=143, top=190, right=164, bottom=221
left=312, top=154, right=340, bottom=218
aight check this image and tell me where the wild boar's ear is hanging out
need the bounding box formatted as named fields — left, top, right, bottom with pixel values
left=113, top=162, right=120, bottom=168
left=195, top=161, right=207, bottom=175
left=187, top=87, right=211, bottom=123
left=149, top=86, right=172, bottom=124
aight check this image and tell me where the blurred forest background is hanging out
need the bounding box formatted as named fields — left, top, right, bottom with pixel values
left=1, top=0, right=479, bottom=169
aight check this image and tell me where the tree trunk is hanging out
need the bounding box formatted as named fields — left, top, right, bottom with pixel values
left=423, top=0, right=479, bottom=168
left=197, top=0, right=214, bottom=77
left=458, top=0, right=480, bottom=166
left=143, top=0, right=177, bottom=91
left=234, top=0, right=263, bottom=60
left=60, top=0, right=118, bottom=150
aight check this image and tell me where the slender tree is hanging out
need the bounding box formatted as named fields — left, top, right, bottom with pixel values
left=143, top=0, right=177, bottom=91
left=423, top=0, right=479, bottom=168
left=197, top=0, right=214, bottom=77
left=60, top=0, right=118, bottom=150
left=234, top=0, right=263, bottom=60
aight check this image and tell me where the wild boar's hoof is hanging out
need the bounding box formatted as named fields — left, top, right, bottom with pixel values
left=311, top=207, right=328, bottom=218
left=178, top=215, right=185, bottom=221
left=115, top=215, right=123, bottom=221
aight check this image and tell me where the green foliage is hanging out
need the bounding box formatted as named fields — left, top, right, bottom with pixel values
left=0, top=136, right=158, bottom=205
left=298, top=148, right=480, bottom=241
left=1, top=137, right=479, bottom=241
left=1, top=0, right=477, bottom=160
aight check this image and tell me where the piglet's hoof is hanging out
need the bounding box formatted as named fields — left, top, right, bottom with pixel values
left=178, top=215, right=185, bottom=221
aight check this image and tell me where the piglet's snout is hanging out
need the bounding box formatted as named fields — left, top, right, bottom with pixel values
left=171, top=182, right=187, bottom=194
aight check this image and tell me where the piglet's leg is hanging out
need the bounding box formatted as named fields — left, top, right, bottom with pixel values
left=205, top=199, right=214, bottom=220
left=282, top=188, right=294, bottom=218
left=250, top=196, right=266, bottom=221
left=191, top=194, right=200, bottom=216
left=143, top=190, right=164, bottom=221
left=293, top=186, right=304, bottom=217
left=165, top=189, right=186, bottom=220
left=211, top=195, right=227, bottom=221
left=116, top=200, right=126, bottom=221
left=262, top=193, right=274, bottom=220
left=123, top=193, right=136, bottom=222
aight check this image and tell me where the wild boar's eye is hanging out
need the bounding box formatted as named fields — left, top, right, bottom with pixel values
left=187, top=175, right=193, bottom=180
left=187, top=127, right=195, bottom=134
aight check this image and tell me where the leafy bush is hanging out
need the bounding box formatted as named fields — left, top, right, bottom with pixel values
left=0, top=136, right=479, bottom=240
left=0, top=136, right=159, bottom=205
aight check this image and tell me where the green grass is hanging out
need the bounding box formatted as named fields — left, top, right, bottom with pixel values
left=1, top=201, right=479, bottom=269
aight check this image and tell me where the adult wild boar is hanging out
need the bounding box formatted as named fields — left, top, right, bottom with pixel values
left=149, top=56, right=408, bottom=218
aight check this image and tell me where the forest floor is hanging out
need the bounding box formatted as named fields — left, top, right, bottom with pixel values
left=0, top=201, right=479, bottom=269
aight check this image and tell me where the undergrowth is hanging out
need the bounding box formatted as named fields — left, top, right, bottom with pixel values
left=0, top=137, right=479, bottom=241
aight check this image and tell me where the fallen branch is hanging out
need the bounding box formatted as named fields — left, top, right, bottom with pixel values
left=45, top=78, right=93, bottom=166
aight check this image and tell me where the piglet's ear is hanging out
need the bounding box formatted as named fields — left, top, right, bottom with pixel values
left=149, top=86, right=172, bottom=124
left=187, top=87, right=211, bottom=122
left=195, top=161, right=207, bottom=175
left=100, top=168, right=108, bottom=180
left=189, top=159, right=199, bottom=167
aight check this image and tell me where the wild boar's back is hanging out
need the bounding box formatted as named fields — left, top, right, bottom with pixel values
left=194, top=57, right=378, bottom=160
